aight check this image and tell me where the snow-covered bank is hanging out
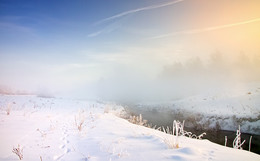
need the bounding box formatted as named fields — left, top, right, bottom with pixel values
left=0, top=95, right=259, bottom=161
left=131, top=83, right=260, bottom=135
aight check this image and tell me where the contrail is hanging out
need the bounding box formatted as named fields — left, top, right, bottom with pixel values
left=94, top=0, right=183, bottom=25
left=151, top=17, right=260, bottom=39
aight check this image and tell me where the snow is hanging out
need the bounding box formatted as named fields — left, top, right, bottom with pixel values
left=0, top=95, right=259, bottom=161
left=134, top=82, right=260, bottom=134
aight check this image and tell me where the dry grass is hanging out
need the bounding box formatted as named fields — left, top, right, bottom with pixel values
left=163, top=135, right=179, bottom=149
left=75, top=110, right=85, bottom=132
left=128, top=114, right=148, bottom=126
left=104, top=105, right=110, bottom=113
left=6, top=103, right=11, bottom=115
left=12, top=144, right=23, bottom=160
left=37, top=128, right=47, bottom=138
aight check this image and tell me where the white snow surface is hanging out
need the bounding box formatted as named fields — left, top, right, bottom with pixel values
left=0, top=95, right=259, bottom=161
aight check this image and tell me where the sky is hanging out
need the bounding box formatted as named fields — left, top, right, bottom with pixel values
left=0, top=0, right=260, bottom=100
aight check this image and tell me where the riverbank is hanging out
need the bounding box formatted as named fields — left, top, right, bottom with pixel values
left=124, top=104, right=260, bottom=154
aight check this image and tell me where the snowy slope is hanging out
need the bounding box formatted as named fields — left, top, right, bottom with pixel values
left=0, top=95, right=259, bottom=161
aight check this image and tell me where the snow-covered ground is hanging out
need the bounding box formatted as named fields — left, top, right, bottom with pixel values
left=134, top=82, right=260, bottom=134
left=0, top=95, right=259, bottom=161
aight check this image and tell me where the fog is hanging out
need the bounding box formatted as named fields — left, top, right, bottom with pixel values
left=1, top=51, right=259, bottom=102
left=95, top=52, right=260, bottom=102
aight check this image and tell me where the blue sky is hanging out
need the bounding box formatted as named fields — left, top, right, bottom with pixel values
left=0, top=0, right=260, bottom=99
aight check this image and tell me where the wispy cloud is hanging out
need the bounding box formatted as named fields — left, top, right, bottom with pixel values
left=88, top=30, right=103, bottom=38
left=88, top=21, right=123, bottom=37
left=150, top=17, right=260, bottom=39
left=94, top=0, right=183, bottom=25
left=0, top=22, right=34, bottom=33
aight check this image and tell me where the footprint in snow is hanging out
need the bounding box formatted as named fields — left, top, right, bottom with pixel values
left=53, top=154, right=64, bottom=161
left=64, top=140, right=69, bottom=144
left=62, top=129, right=68, bottom=135
left=64, top=148, right=71, bottom=153
left=54, top=145, right=71, bottom=160
left=60, top=137, right=65, bottom=141
left=59, top=144, right=65, bottom=149
left=208, top=150, right=215, bottom=161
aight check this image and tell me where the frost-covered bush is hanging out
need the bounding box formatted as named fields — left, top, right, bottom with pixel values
left=128, top=114, right=148, bottom=126
left=164, top=120, right=206, bottom=139
left=233, top=125, right=245, bottom=149
left=162, top=120, right=206, bottom=149
left=104, top=104, right=128, bottom=118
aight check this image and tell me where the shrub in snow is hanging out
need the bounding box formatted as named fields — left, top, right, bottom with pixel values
left=104, top=104, right=128, bottom=119
left=197, top=132, right=206, bottom=139
left=249, top=136, right=252, bottom=152
left=164, top=135, right=177, bottom=149
left=170, top=120, right=206, bottom=139
left=172, top=120, right=182, bottom=148
left=75, top=110, right=86, bottom=132
left=128, top=114, right=148, bottom=126
left=162, top=120, right=184, bottom=148
left=6, top=103, right=11, bottom=115
left=162, top=120, right=206, bottom=149
left=162, top=126, right=172, bottom=135
left=233, top=125, right=245, bottom=149
left=163, top=120, right=184, bottom=148
left=225, top=136, right=227, bottom=147
left=104, top=105, right=110, bottom=113
left=12, top=144, right=23, bottom=160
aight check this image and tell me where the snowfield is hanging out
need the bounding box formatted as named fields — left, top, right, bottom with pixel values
left=0, top=95, right=259, bottom=161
